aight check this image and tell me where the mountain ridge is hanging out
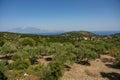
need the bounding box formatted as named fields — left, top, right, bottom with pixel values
left=0, top=27, right=120, bottom=36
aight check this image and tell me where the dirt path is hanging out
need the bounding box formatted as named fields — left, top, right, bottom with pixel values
left=61, top=55, right=120, bottom=80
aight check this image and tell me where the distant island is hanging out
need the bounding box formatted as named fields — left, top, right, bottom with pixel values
left=0, top=27, right=120, bottom=36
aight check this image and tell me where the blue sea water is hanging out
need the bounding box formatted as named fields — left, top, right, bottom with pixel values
left=92, top=31, right=120, bottom=35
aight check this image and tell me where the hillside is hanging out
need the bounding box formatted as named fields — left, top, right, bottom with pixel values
left=0, top=31, right=120, bottom=80
left=60, top=30, right=96, bottom=36
left=0, top=31, right=120, bottom=43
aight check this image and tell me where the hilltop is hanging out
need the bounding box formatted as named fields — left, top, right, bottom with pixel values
left=60, top=30, right=96, bottom=36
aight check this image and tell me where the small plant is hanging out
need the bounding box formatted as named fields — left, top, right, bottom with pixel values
left=43, top=62, right=63, bottom=80
left=0, top=42, right=17, bottom=54
left=73, top=47, right=98, bottom=63
left=12, top=53, right=21, bottom=61
left=0, top=60, right=8, bottom=71
left=29, top=56, right=38, bottom=65
left=0, top=60, right=8, bottom=80
left=0, top=39, right=4, bottom=47
left=18, top=37, right=35, bottom=46
left=0, top=71, right=7, bottom=80
left=108, top=48, right=120, bottom=57
left=114, top=53, right=120, bottom=67
left=10, top=59, right=30, bottom=70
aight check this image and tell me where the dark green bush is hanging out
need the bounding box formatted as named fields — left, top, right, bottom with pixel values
left=18, top=37, right=35, bottom=46
left=73, top=48, right=83, bottom=63
left=108, top=48, right=120, bottom=57
left=0, top=71, right=7, bottom=80
left=115, top=53, right=120, bottom=67
left=10, top=59, right=30, bottom=70
left=16, top=59, right=30, bottom=70
left=0, top=42, right=17, bottom=54
left=73, top=48, right=98, bottom=63
left=43, top=62, right=63, bottom=80
left=12, top=53, right=21, bottom=61
left=0, top=60, right=8, bottom=71
left=85, top=50, right=98, bottom=59
left=0, top=39, right=4, bottom=47
left=29, top=56, right=38, bottom=65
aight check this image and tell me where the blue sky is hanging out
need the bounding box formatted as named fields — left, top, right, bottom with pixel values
left=0, top=0, right=120, bottom=31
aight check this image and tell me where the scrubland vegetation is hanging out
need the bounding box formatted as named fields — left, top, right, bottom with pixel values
left=0, top=31, right=120, bottom=80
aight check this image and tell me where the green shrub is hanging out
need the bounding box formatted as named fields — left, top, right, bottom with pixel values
left=29, top=56, right=38, bottom=65
left=43, top=62, right=63, bottom=80
left=27, top=64, right=44, bottom=76
left=0, top=60, right=8, bottom=80
left=0, top=60, right=8, bottom=71
left=0, top=71, right=7, bottom=80
left=0, top=42, right=17, bottom=54
left=73, top=48, right=98, bottom=63
left=108, top=48, right=120, bottom=57
left=115, top=53, right=120, bottom=67
left=11, top=51, right=30, bottom=61
left=5, top=70, right=25, bottom=80
left=85, top=50, right=98, bottom=59
left=0, top=39, right=4, bottom=47
left=10, top=59, right=30, bottom=70
left=12, top=53, right=21, bottom=61
left=23, top=45, right=40, bottom=56
left=42, top=50, right=70, bottom=80
left=18, top=37, right=35, bottom=46
left=89, top=41, right=107, bottom=54
left=73, top=48, right=85, bottom=62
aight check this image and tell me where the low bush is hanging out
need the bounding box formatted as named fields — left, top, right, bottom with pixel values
left=114, top=53, right=120, bottom=67
left=26, top=64, right=44, bottom=77
left=0, top=71, right=7, bottom=80
left=108, top=48, right=120, bottom=57
left=0, top=60, right=8, bottom=71
left=43, top=62, right=63, bottom=80
left=18, top=37, right=35, bottom=46
left=0, top=60, right=8, bottom=80
left=29, top=56, right=38, bottom=65
left=10, top=59, right=30, bottom=70
left=73, top=48, right=98, bottom=63
left=12, top=53, right=22, bottom=61
left=0, top=39, right=4, bottom=47
left=0, top=42, right=17, bottom=54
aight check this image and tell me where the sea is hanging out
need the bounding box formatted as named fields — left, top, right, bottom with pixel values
left=92, top=31, right=120, bottom=35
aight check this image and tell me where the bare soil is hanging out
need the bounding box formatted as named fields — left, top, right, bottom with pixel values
left=61, top=55, right=120, bottom=80
left=37, top=55, right=52, bottom=65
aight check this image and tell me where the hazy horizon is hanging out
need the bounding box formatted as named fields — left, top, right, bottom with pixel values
left=0, top=0, right=120, bottom=31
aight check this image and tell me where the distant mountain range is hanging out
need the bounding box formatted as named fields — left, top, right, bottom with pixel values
left=8, top=27, right=65, bottom=35
left=8, top=27, right=46, bottom=33
left=1, top=27, right=120, bottom=35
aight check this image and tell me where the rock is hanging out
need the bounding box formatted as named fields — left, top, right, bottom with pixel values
left=24, top=73, right=28, bottom=76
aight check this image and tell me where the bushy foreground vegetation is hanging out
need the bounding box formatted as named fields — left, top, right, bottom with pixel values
left=0, top=32, right=120, bottom=80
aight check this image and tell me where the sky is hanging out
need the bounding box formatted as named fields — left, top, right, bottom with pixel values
left=0, top=0, right=120, bottom=31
